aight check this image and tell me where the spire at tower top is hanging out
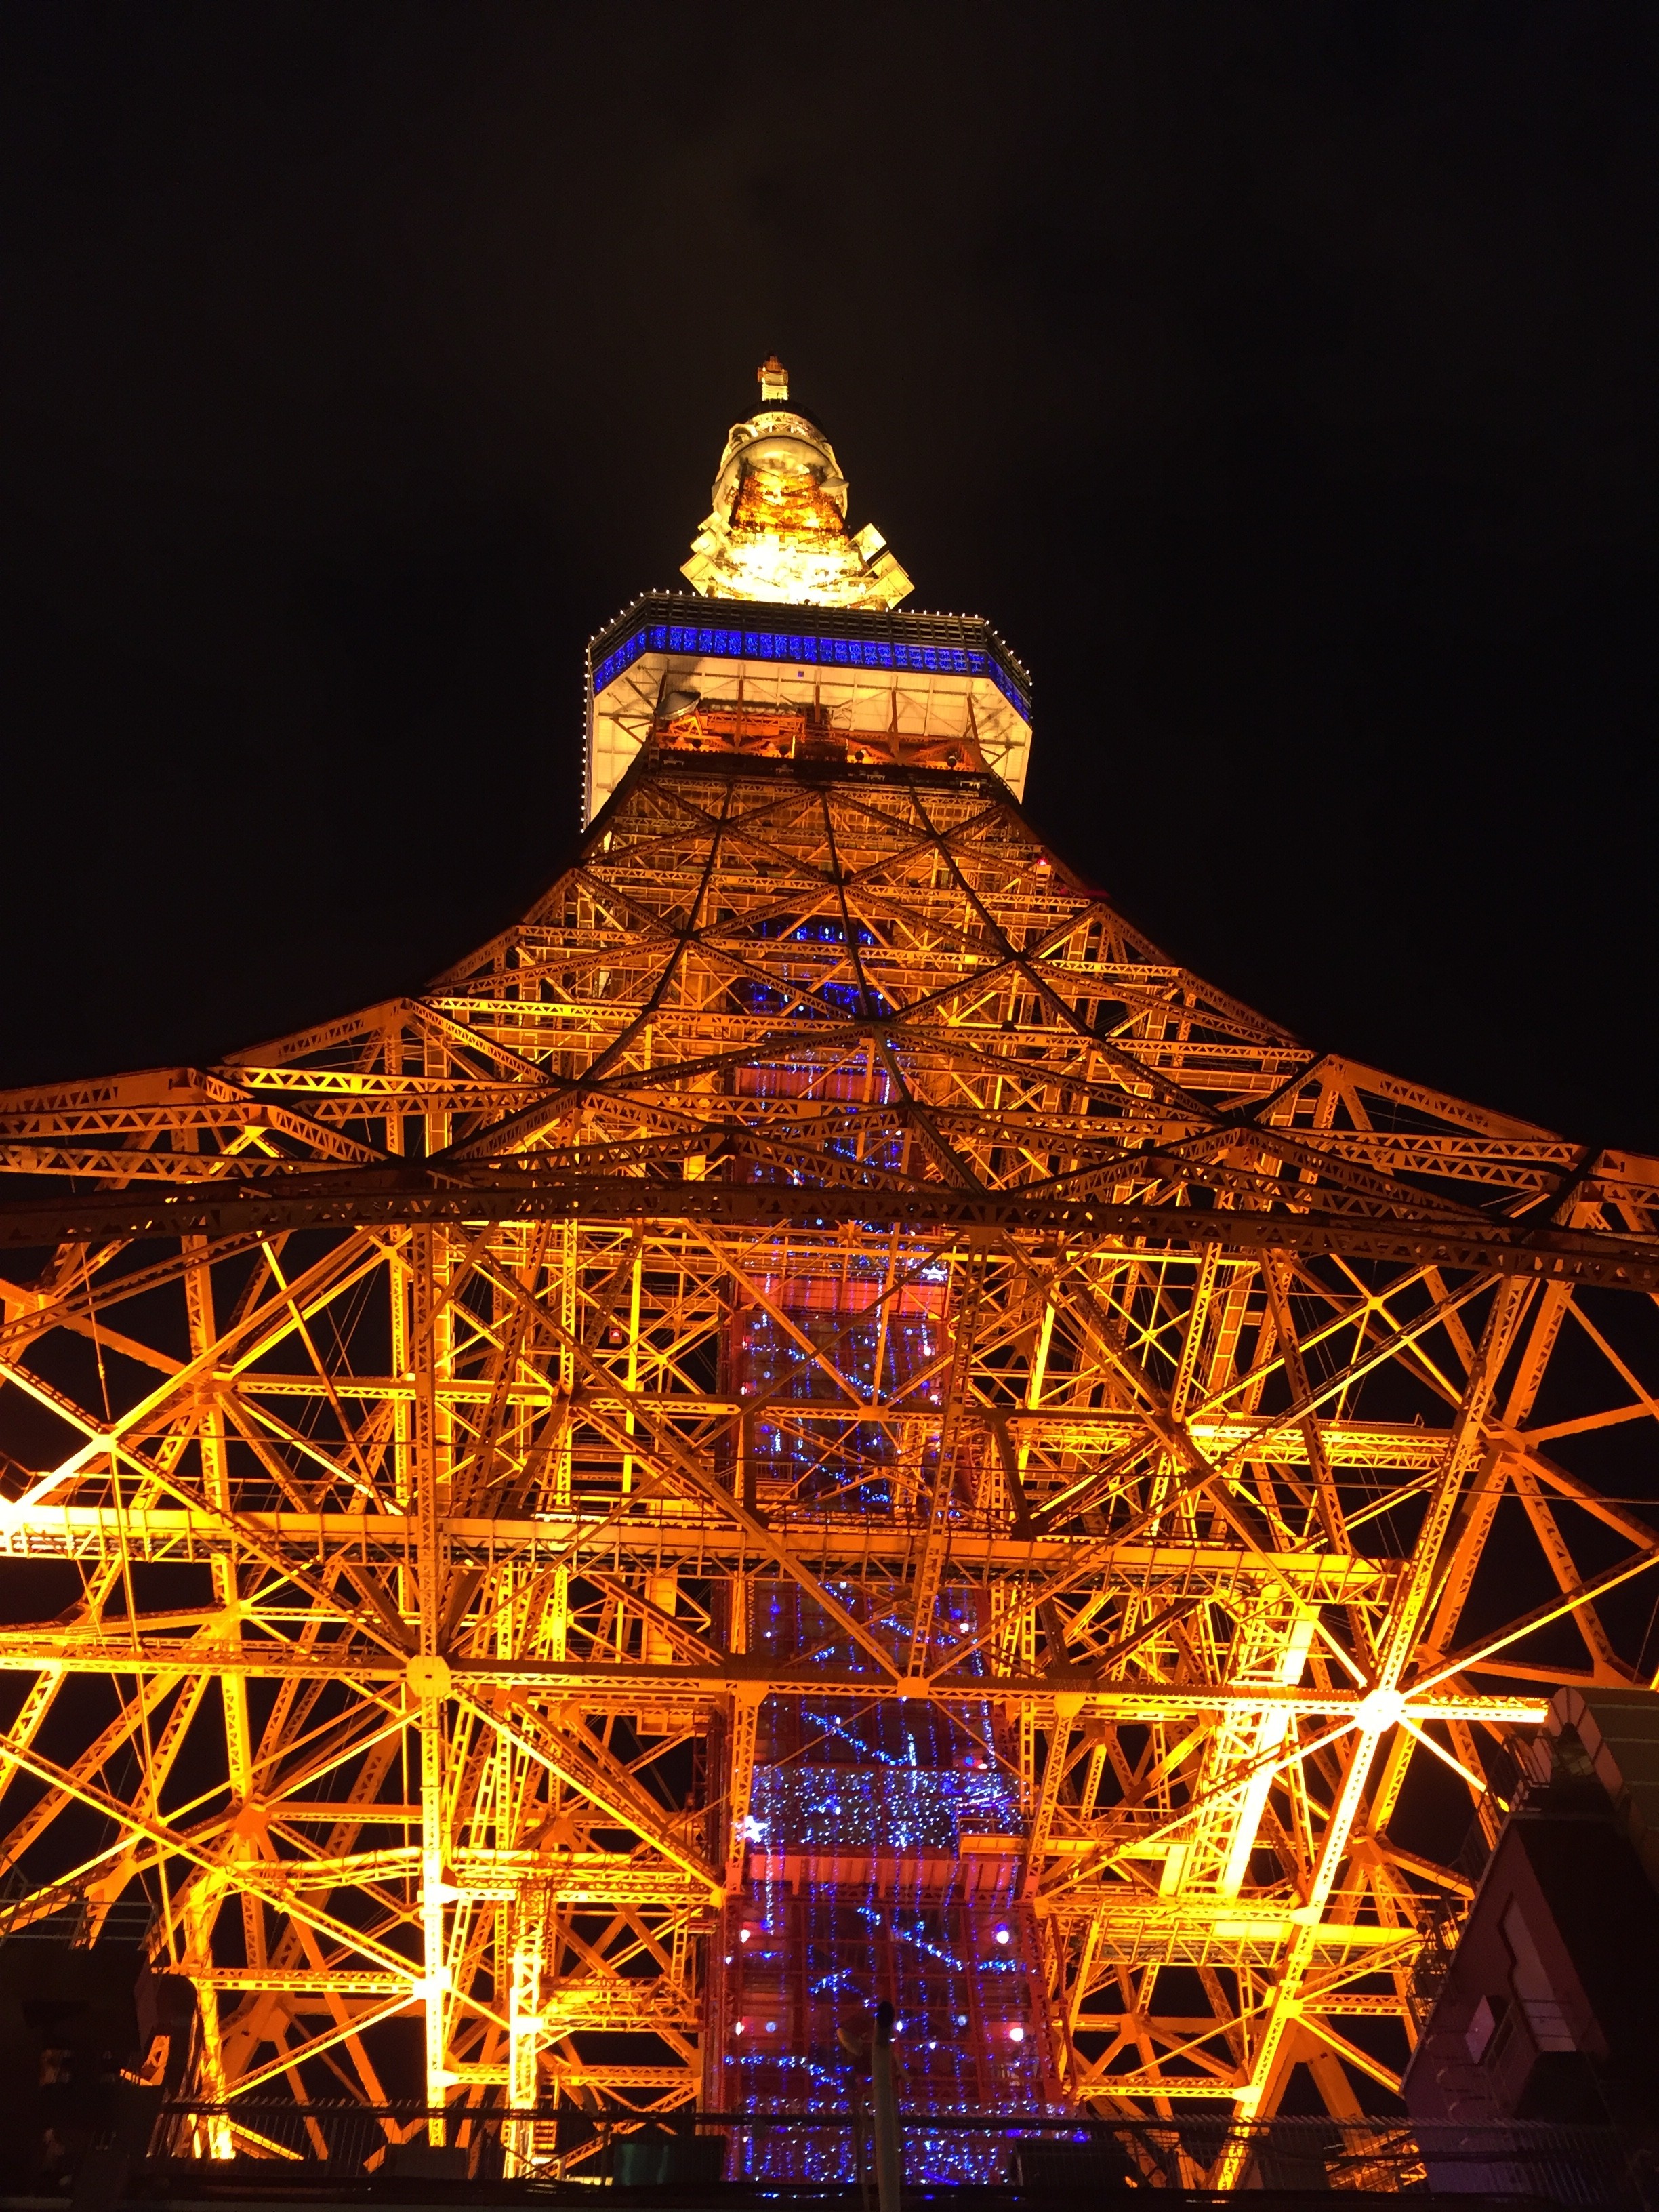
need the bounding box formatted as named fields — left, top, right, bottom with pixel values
left=680, top=365, right=912, bottom=610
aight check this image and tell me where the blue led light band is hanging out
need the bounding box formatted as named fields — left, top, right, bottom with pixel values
left=592, top=622, right=1030, bottom=720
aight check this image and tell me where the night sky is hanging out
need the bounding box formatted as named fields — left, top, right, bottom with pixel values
left=1, top=5, right=1653, bottom=1147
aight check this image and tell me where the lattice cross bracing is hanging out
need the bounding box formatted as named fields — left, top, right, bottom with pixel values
left=1, top=389, right=1657, bottom=2178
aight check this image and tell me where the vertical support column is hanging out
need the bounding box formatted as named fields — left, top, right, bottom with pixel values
left=546, top=1568, right=570, bottom=1663
left=724, top=1685, right=765, bottom=1895
left=495, top=1562, right=518, bottom=1849
left=419, top=1700, right=447, bottom=2141
left=622, top=1235, right=642, bottom=1494
left=1031, top=1906, right=1075, bottom=2106
left=1170, top=1244, right=1219, bottom=1422
left=184, top=1236, right=257, bottom=1978
left=386, top=1025, right=411, bottom=1509
left=729, top=1572, right=750, bottom=1658
left=1021, top=1692, right=1083, bottom=1899
left=1218, top=1608, right=1317, bottom=1898
left=548, top=1220, right=575, bottom=1658
left=186, top=1883, right=234, bottom=2158
left=870, top=1999, right=901, bottom=2212
left=422, top=1029, right=456, bottom=1508
left=1261, top=1255, right=1346, bottom=1553
left=731, top=1408, right=753, bottom=1659
left=409, top=1225, right=451, bottom=2140
left=506, top=1885, right=547, bottom=2172
left=1023, top=1293, right=1054, bottom=1431
left=668, top=1910, right=705, bottom=2114
left=1079, top=1724, right=1109, bottom=1821
left=1067, top=1909, right=1103, bottom=2039
left=495, top=1557, right=533, bottom=2165
left=553, top=1218, right=577, bottom=1481
left=738, top=1404, right=756, bottom=1520
left=905, top=1244, right=985, bottom=1680
left=1016, top=1610, right=1038, bottom=1816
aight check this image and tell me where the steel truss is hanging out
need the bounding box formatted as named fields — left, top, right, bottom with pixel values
left=1, top=739, right=1656, bottom=2154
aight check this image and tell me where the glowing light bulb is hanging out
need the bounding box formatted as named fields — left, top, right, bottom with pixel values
left=1355, top=1686, right=1406, bottom=1731
left=1009, top=2026, right=1025, bottom=2043
left=994, top=1925, right=1010, bottom=1946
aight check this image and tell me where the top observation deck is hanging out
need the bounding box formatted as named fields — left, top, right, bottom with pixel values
left=583, top=359, right=1032, bottom=819
left=583, top=592, right=1033, bottom=822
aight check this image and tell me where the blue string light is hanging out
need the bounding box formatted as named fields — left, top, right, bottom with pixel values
left=714, top=1000, right=1063, bottom=2184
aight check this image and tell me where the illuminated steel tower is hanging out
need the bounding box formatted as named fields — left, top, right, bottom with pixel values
left=1, top=360, right=1658, bottom=2173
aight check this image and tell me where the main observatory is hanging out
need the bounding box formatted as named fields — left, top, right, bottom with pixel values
left=0, top=360, right=1656, bottom=2182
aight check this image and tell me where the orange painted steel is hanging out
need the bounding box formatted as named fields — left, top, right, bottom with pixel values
left=0, top=388, right=1656, bottom=2168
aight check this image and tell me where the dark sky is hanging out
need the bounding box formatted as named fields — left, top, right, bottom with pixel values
left=1, top=4, right=1654, bottom=1147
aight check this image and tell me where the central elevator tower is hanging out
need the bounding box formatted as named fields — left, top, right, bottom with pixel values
left=594, top=365, right=1058, bottom=2169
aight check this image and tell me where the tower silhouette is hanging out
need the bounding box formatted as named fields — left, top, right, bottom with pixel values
left=0, top=361, right=1656, bottom=2177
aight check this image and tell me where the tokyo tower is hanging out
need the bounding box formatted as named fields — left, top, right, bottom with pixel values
left=1, top=357, right=1656, bottom=2175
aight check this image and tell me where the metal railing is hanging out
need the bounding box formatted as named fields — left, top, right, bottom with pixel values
left=135, top=2102, right=1647, bottom=2202
left=0, top=1868, right=154, bottom=1950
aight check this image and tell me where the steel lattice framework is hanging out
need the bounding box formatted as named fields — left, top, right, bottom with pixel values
left=2, top=379, right=1658, bottom=2171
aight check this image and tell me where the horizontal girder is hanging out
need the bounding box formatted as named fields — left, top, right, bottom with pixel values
left=2, top=1170, right=1656, bottom=1287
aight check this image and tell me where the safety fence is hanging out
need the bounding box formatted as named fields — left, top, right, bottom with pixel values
left=136, top=2104, right=1647, bottom=2203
